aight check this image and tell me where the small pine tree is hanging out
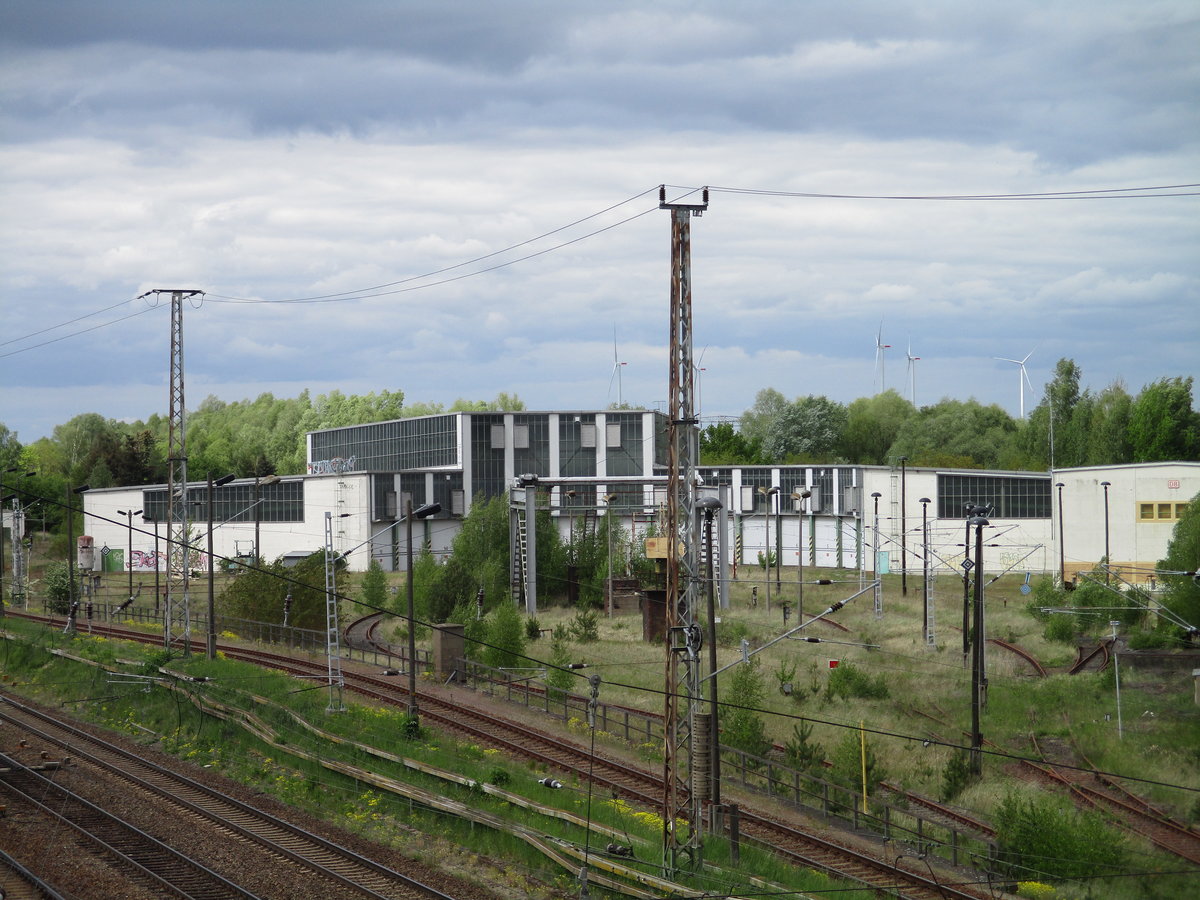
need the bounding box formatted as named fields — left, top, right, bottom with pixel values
left=545, top=625, right=575, bottom=701
left=484, top=600, right=526, bottom=671
left=723, top=657, right=771, bottom=759
left=360, top=559, right=389, bottom=611
left=42, top=561, right=72, bottom=614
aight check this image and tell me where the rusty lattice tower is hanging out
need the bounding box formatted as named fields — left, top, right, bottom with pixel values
left=659, top=186, right=707, bottom=875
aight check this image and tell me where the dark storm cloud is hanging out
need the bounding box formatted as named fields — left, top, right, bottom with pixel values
left=3, top=1, right=1196, bottom=164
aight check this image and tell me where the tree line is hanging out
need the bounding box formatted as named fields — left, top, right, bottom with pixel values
left=703, top=360, right=1199, bottom=470
left=1, top=358, right=1195, bottom=544
left=0, top=389, right=523, bottom=542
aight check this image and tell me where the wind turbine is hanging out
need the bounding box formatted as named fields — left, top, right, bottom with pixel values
left=608, top=327, right=627, bottom=407
left=874, top=322, right=891, bottom=393
left=906, top=342, right=921, bottom=406
left=995, top=350, right=1035, bottom=419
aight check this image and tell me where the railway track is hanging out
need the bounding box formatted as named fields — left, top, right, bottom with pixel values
left=1067, top=640, right=1111, bottom=675
left=9, top=611, right=991, bottom=899
left=0, top=692, right=462, bottom=899
left=1024, top=731, right=1200, bottom=867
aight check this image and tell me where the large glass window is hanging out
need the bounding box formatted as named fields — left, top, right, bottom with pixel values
left=308, top=415, right=459, bottom=473
left=559, top=414, right=598, bottom=478
left=143, top=480, right=304, bottom=524
left=937, top=473, right=1051, bottom=519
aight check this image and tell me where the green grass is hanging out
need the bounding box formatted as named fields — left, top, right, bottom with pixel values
left=0, top=620, right=878, bottom=900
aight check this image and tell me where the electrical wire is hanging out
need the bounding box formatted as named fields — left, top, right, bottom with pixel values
left=706, top=182, right=1200, bottom=201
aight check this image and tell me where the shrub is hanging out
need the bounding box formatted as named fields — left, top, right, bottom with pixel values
left=525, top=616, right=542, bottom=641
left=825, top=661, right=889, bottom=701
left=723, top=657, right=771, bottom=759
left=940, top=749, right=975, bottom=802
left=783, top=720, right=824, bottom=772
left=568, top=609, right=599, bottom=643
left=483, top=600, right=526, bottom=670
left=42, top=561, right=72, bottom=614
left=544, top=625, right=575, bottom=701
left=829, top=729, right=887, bottom=797
left=992, top=792, right=1127, bottom=881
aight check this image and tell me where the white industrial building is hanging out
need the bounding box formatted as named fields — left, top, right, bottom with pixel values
left=75, top=411, right=1196, bottom=593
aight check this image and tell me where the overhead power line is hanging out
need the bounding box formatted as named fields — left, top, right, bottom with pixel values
left=3, top=180, right=1194, bottom=357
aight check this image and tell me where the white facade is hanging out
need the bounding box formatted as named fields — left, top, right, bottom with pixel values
left=1052, top=462, right=1200, bottom=583
left=79, top=474, right=456, bottom=578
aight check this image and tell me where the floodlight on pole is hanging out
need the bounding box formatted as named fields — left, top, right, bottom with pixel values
left=968, top=514, right=990, bottom=775
left=406, top=500, right=441, bottom=722
left=1056, top=482, right=1066, bottom=586
left=206, top=474, right=235, bottom=660
left=116, top=507, right=143, bottom=611
left=870, top=492, right=882, bottom=618
left=899, top=457, right=908, bottom=597
left=919, top=497, right=933, bottom=646
left=790, top=489, right=812, bottom=620
left=1100, top=481, right=1111, bottom=583
left=65, top=484, right=90, bottom=634
left=602, top=493, right=617, bottom=617
left=254, top=474, right=281, bottom=562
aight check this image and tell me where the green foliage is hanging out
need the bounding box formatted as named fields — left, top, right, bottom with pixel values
left=829, top=729, right=887, bottom=796
left=1159, top=492, right=1200, bottom=638
left=825, top=661, right=889, bottom=701
left=524, top=615, right=542, bottom=641
left=699, top=421, right=764, bottom=464
left=840, top=390, right=915, bottom=464
left=220, top=551, right=341, bottom=631
left=992, top=792, right=1128, bottom=881
left=449, top=599, right=487, bottom=660
left=1128, top=376, right=1200, bottom=462
left=483, top=600, right=526, bottom=671
left=940, top=749, right=975, bottom=802
left=42, top=560, right=72, bottom=613
left=1043, top=613, right=1076, bottom=644
left=359, top=559, right=389, bottom=611
left=756, top=549, right=777, bottom=570
left=544, top=625, right=575, bottom=700
left=783, top=720, right=824, bottom=772
left=887, top=398, right=1017, bottom=469
left=723, top=657, right=771, bottom=759
left=567, top=608, right=599, bottom=643
left=418, top=494, right=512, bottom=623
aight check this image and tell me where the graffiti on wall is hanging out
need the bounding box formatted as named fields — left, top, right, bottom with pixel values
left=308, top=456, right=357, bottom=475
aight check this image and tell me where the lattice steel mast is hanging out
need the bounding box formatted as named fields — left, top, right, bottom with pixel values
left=152, top=289, right=203, bottom=653
left=660, top=185, right=707, bottom=875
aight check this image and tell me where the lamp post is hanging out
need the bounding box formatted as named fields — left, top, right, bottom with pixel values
left=1100, top=481, right=1111, bottom=583
left=1109, top=620, right=1123, bottom=739
left=1056, top=482, right=1066, bottom=587
left=206, top=474, right=235, bottom=659
left=919, top=497, right=931, bottom=646
left=602, top=493, right=617, bottom=617
left=406, top=499, right=441, bottom=721
left=116, top=507, right=143, bottom=609
left=899, top=457, right=908, bottom=596
left=563, top=489, right=578, bottom=606
left=696, top=495, right=723, bottom=813
left=759, top=486, right=779, bottom=613
left=65, top=484, right=90, bottom=632
left=254, top=474, right=281, bottom=563
left=790, top=490, right=812, bottom=621
left=968, top=513, right=990, bottom=775
left=870, top=491, right=882, bottom=619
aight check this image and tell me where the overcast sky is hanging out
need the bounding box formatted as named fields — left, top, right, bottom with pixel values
left=2, top=1, right=1198, bottom=443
